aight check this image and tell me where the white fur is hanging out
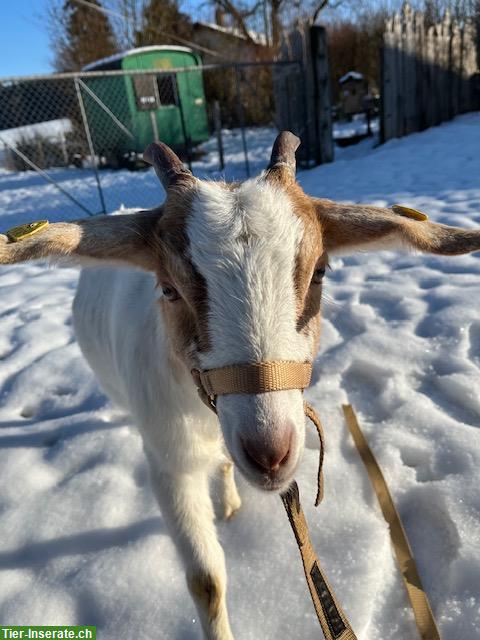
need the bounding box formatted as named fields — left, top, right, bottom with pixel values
left=74, top=267, right=236, bottom=640
left=188, top=180, right=311, bottom=367
left=72, top=180, right=311, bottom=640
left=187, top=180, right=311, bottom=494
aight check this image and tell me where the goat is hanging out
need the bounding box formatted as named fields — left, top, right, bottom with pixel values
left=1, top=132, right=480, bottom=640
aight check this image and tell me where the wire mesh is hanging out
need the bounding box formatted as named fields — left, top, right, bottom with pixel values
left=0, top=62, right=307, bottom=220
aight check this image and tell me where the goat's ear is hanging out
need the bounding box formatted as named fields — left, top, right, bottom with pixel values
left=315, top=199, right=480, bottom=256
left=0, top=212, right=160, bottom=271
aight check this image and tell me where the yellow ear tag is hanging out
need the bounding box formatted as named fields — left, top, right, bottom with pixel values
left=6, top=220, right=49, bottom=243
left=391, top=205, right=428, bottom=221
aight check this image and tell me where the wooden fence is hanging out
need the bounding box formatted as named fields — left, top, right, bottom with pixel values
left=381, top=2, right=479, bottom=142
left=275, top=25, right=333, bottom=166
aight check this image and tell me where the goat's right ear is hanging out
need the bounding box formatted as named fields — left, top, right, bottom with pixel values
left=315, top=199, right=480, bottom=256
left=0, top=212, right=160, bottom=271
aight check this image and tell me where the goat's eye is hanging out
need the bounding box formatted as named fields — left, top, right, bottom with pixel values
left=162, top=285, right=180, bottom=301
left=311, top=266, right=326, bottom=285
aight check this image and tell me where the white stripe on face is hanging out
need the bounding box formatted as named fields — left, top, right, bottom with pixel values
left=187, top=179, right=313, bottom=370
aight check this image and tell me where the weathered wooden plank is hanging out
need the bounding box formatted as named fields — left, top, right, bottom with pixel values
left=403, top=3, right=418, bottom=134
left=381, top=2, right=478, bottom=142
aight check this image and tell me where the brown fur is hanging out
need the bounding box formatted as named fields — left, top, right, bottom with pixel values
left=314, top=198, right=480, bottom=255
left=0, top=212, right=160, bottom=270
left=187, top=572, right=223, bottom=620
left=152, top=184, right=212, bottom=368
left=266, top=170, right=325, bottom=354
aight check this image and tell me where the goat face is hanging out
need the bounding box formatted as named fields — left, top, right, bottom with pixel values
left=157, top=174, right=324, bottom=493
left=148, top=134, right=324, bottom=493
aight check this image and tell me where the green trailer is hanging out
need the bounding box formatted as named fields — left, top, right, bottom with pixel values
left=82, top=46, right=209, bottom=167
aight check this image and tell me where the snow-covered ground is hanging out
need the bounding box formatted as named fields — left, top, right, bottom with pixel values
left=0, top=119, right=73, bottom=148
left=332, top=113, right=380, bottom=140
left=0, top=126, right=278, bottom=223
left=0, top=113, right=479, bottom=639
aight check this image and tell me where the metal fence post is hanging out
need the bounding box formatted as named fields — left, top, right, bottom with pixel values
left=213, top=101, right=225, bottom=172
left=172, top=75, right=193, bottom=172
left=234, top=67, right=250, bottom=178
left=74, top=77, right=107, bottom=214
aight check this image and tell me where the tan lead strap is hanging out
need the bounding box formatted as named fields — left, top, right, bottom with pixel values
left=342, top=405, right=441, bottom=640
left=281, top=482, right=357, bottom=640
left=304, top=401, right=325, bottom=507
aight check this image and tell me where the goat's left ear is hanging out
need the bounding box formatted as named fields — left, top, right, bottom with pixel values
left=315, top=199, right=480, bottom=256
left=0, top=212, right=160, bottom=271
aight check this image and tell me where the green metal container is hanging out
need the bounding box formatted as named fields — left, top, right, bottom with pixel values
left=82, top=46, right=209, bottom=163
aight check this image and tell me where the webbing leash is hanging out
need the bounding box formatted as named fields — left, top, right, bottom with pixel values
left=281, top=480, right=356, bottom=640
left=343, top=405, right=441, bottom=640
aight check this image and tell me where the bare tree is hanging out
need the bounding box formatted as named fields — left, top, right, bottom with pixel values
left=103, top=0, right=144, bottom=48
left=46, top=0, right=118, bottom=71
left=135, top=0, right=193, bottom=47
left=209, top=0, right=372, bottom=52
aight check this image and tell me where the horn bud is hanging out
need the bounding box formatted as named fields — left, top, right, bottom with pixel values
left=267, top=131, right=300, bottom=177
left=143, top=141, right=194, bottom=190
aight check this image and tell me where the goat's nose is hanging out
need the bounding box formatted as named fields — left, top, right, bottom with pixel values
left=242, top=425, right=293, bottom=473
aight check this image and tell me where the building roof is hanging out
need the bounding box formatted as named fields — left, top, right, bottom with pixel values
left=339, top=71, right=364, bottom=84
left=82, top=46, right=195, bottom=71
left=193, top=21, right=266, bottom=46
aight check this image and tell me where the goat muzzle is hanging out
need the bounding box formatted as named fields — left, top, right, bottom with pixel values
left=191, top=360, right=325, bottom=506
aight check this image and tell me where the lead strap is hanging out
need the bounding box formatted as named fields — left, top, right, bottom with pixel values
left=343, top=405, right=441, bottom=640
left=281, top=481, right=357, bottom=640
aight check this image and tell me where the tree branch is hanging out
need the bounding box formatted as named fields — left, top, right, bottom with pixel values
left=311, top=0, right=330, bottom=24
left=215, top=0, right=259, bottom=45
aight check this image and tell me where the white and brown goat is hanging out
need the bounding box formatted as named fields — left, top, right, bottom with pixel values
left=1, top=132, right=480, bottom=640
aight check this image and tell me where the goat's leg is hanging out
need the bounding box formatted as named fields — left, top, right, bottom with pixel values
left=219, top=459, right=242, bottom=520
left=150, top=467, right=234, bottom=640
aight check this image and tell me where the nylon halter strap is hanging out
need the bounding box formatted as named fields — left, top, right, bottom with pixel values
left=191, top=361, right=357, bottom=640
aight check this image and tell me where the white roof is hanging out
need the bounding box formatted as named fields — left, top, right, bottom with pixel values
left=194, top=21, right=266, bottom=45
left=82, top=46, right=195, bottom=71
left=339, top=71, right=364, bottom=84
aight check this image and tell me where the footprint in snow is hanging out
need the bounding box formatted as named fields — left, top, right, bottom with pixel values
left=341, top=359, right=399, bottom=422
left=467, top=321, right=480, bottom=368
left=359, top=289, right=411, bottom=322
left=398, top=486, right=460, bottom=592
left=400, top=444, right=444, bottom=483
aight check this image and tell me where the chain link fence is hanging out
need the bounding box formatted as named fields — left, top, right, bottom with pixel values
left=0, top=61, right=310, bottom=220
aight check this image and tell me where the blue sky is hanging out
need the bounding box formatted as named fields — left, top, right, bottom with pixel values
left=0, top=1, right=53, bottom=78
left=0, top=0, right=210, bottom=79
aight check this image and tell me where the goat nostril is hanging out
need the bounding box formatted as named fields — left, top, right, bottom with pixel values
left=242, top=430, right=292, bottom=473
left=271, top=447, right=290, bottom=471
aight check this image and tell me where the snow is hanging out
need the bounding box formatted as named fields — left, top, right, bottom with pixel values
left=194, top=21, right=267, bottom=46
left=333, top=114, right=380, bottom=140
left=339, top=71, right=364, bottom=84
left=0, top=127, right=279, bottom=222
left=0, top=119, right=73, bottom=148
left=1, top=112, right=480, bottom=639
left=82, top=46, right=196, bottom=71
